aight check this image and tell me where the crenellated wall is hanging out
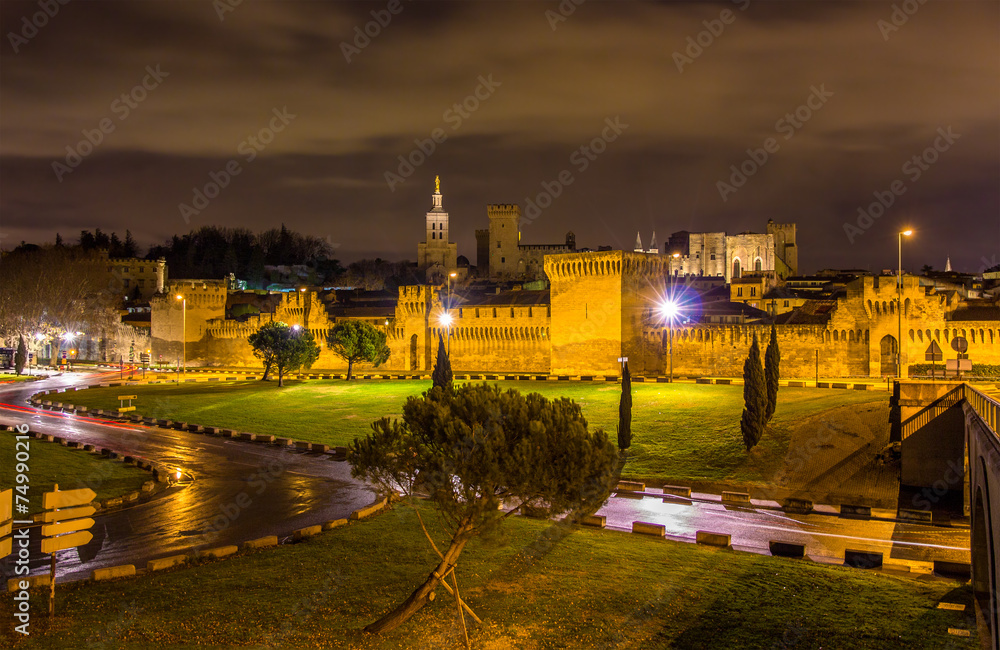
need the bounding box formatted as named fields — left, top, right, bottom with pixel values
left=149, top=252, right=1000, bottom=376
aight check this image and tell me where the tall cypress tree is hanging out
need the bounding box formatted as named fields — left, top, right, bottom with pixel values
left=764, top=325, right=780, bottom=422
left=431, top=334, right=453, bottom=391
left=740, top=332, right=767, bottom=450
left=618, top=361, right=633, bottom=451
left=14, top=335, right=27, bottom=376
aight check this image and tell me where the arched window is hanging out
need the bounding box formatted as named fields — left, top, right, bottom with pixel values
left=754, top=257, right=763, bottom=272
left=732, top=258, right=741, bottom=279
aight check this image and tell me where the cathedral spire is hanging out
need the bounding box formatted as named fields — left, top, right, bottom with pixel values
left=634, top=231, right=643, bottom=253
left=649, top=231, right=658, bottom=254
left=435, top=175, right=440, bottom=194
left=945, top=256, right=952, bottom=272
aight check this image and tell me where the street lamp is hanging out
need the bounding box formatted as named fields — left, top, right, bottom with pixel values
left=175, top=294, right=186, bottom=380
left=439, top=312, right=454, bottom=355
left=60, top=332, right=76, bottom=370
left=445, top=272, right=457, bottom=355
left=897, top=230, right=912, bottom=379
left=659, top=299, right=679, bottom=382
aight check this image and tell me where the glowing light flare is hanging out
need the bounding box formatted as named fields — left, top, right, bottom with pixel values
left=439, top=312, right=454, bottom=327
left=901, top=229, right=913, bottom=237
left=659, top=300, right=679, bottom=322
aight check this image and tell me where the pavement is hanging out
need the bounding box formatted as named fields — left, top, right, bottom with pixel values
left=597, top=487, right=970, bottom=571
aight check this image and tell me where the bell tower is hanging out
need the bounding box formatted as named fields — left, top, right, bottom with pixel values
left=417, top=176, right=458, bottom=273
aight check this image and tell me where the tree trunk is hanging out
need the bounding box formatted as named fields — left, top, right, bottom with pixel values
left=364, top=525, right=473, bottom=635
left=278, top=365, right=284, bottom=387
left=261, top=361, right=271, bottom=382
left=347, top=359, right=353, bottom=381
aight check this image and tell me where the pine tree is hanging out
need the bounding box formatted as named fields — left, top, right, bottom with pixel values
left=351, top=383, right=618, bottom=634
left=14, top=335, right=27, bottom=376
left=618, top=361, right=632, bottom=450
left=740, top=332, right=767, bottom=450
left=764, top=324, right=780, bottom=422
left=431, top=334, right=453, bottom=391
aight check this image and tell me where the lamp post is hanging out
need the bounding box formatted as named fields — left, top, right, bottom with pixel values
left=897, top=230, right=912, bottom=379
left=175, top=294, right=186, bottom=381
left=446, top=272, right=457, bottom=355
left=659, top=300, right=679, bottom=382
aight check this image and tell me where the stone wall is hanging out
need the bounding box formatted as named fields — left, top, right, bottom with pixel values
left=149, top=251, right=1000, bottom=377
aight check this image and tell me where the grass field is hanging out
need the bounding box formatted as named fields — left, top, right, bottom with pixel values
left=63, top=380, right=887, bottom=485
left=0, top=432, right=151, bottom=513
left=0, top=375, right=40, bottom=383
left=0, top=499, right=976, bottom=649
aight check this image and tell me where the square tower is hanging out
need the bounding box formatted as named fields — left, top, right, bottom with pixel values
left=487, top=203, right=521, bottom=278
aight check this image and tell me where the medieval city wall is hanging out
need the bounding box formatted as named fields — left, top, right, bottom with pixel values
left=431, top=304, right=551, bottom=373
left=148, top=261, right=1000, bottom=377
left=547, top=252, right=626, bottom=375
left=636, top=323, right=866, bottom=378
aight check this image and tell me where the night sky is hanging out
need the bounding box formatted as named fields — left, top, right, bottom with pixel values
left=1, top=1, right=997, bottom=274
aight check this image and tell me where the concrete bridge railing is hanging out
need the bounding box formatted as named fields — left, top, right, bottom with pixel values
left=961, top=384, right=1000, bottom=650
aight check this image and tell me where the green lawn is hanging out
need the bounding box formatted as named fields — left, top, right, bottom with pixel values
left=0, top=374, right=40, bottom=383
left=63, top=380, right=887, bottom=485
left=0, top=499, right=976, bottom=649
left=0, top=432, right=151, bottom=512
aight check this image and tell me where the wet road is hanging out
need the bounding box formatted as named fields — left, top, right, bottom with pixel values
left=597, top=489, right=970, bottom=566
left=0, top=372, right=376, bottom=583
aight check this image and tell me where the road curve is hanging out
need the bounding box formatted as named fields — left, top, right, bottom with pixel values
left=0, top=372, right=376, bottom=583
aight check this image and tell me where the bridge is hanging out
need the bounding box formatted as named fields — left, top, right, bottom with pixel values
left=899, top=381, right=1000, bottom=648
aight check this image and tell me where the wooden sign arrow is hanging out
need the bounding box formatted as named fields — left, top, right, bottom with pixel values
left=42, top=518, right=94, bottom=538
left=41, top=505, right=96, bottom=523
left=43, top=487, right=96, bottom=510
left=0, top=537, right=10, bottom=561
left=40, top=530, right=93, bottom=554
left=0, top=488, right=11, bottom=522
left=0, top=520, right=10, bottom=538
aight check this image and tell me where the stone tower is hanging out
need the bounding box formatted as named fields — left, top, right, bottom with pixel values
left=766, top=220, right=798, bottom=278
left=417, top=176, right=458, bottom=273
left=487, top=203, right=521, bottom=278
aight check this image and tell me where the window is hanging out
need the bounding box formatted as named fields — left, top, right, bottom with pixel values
left=497, top=242, right=501, bottom=248
left=784, top=300, right=789, bottom=307
left=139, top=267, right=144, bottom=273
left=750, top=287, right=756, bottom=297
left=124, top=279, right=130, bottom=287
left=139, top=279, right=145, bottom=288
left=737, top=288, right=743, bottom=297
left=710, top=254, right=716, bottom=261
left=501, top=257, right=505, bottom=263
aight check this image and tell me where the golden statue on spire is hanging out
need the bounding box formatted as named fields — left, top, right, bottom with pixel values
left=435, top=175, right=440, bottom=193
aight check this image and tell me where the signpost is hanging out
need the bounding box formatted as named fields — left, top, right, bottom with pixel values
left=0, top=489, right=13, bottom=560
left=925, top=340, right=943, bottom=379
left=950, top=337, right=970, bottom=379
left=41, top=485, right=96, bottom=616
left=118, top=394, right=137, bottom=413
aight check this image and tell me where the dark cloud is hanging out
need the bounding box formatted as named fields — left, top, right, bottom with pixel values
left=1, top=0, right=997, bottom=273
